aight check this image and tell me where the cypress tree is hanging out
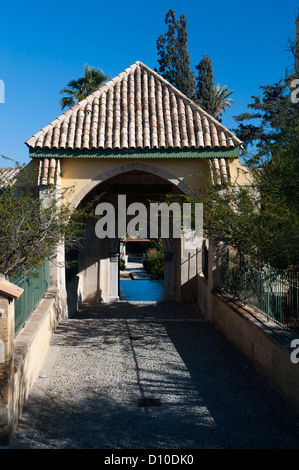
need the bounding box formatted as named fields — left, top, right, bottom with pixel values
left=156, top=9, right=195, bottom=99
left=193, top=55, right=217, bottom=115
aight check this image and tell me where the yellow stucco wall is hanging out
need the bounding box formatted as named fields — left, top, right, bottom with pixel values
left=229, top=158, right=253, bottom=186
left=58, top=156, right=251, bottom=206
left=60, top=157, right=206, bottom=193
left=20, top=154, right=253, bottom=205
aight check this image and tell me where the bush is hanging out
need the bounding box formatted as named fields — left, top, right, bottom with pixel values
left=119, top=258, right=126, bottom=270
left=143, top=245, right=164, bottom=280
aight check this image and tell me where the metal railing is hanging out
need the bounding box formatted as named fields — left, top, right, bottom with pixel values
left=11, top=258, right=50, bottom=334
left=202, top=241, right=209, bottom=279
left=218, top=250, right=299, bottom=334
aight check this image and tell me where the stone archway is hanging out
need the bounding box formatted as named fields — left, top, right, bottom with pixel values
left=65, top=164, right=200, bottom=311
left=69, top=161, right=194, bottom=210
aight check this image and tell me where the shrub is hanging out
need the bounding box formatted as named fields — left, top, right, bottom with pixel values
left=143, top=246, right=164, bottom=280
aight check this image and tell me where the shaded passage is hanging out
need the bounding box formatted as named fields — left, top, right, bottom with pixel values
left=8, top=302, right=299, bottom=449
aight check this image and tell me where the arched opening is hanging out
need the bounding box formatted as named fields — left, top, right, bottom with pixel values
left=65, top=164, right=201, bottom=311
left=68, top=161, right=194, bottom=211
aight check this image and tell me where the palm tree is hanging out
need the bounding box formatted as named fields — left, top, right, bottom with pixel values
left=60, top=65, right=110, bottom=109
left=213, top=83, right=234, bottom=120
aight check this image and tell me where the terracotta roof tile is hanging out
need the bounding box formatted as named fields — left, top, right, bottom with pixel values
left=26, top=61, right=242, bottom=152
left=210, top=157, right=232, bottom=185
left=0, top=167, right=22, bottom=184
left=38, top=158, right=60, bottom=186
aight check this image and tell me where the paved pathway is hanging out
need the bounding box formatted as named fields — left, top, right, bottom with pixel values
left=121, top=261, right=150, bottom=280
left=6, top=302, right=299, bottom=449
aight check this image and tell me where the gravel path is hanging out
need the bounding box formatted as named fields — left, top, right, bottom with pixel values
left=6, top=302, right=299, bottom=449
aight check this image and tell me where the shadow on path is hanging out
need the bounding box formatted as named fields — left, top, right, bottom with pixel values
left=7, top=302, right=299, bottom=449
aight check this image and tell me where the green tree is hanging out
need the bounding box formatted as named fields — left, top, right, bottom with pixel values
left=193, top=57, right=234, bottom=120
left=60, top=64, right=110, bottom=110
left=201, top=166, right=298, bottom=270
left=143, top=239, right=164, bottom=280
left=193, top=55, right=217, bottom=115
left=0, top=159, right=101, bottom=277
left=156, top=11, right=234, bottom=118
left=233, top=80, right=294, bottom=162
left=202, top=65, right=299, bottom=270
left=156, top=9, right=196, bottom=99
left=214, top=83, right=234, bottom=121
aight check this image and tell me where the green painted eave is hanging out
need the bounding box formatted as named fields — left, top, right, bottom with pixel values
left=29, top=147, right=240, bottom=159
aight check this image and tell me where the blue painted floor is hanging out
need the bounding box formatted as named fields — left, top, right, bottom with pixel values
left=119, top=279, right=164, bottom=301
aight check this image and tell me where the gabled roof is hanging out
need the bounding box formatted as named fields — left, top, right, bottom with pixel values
left=26, top=61, right=242, bottom=152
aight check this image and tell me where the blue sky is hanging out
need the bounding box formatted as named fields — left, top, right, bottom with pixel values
left=0, top=0, right=298, bottom=166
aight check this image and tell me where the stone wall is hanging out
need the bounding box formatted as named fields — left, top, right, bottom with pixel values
left=211, top=291, right=299, bottom=414
left=0, top=288, right=60, bottom=444
left=0, top=296, right=15, bottom=443
left=196, top=240, right=299, bottom=415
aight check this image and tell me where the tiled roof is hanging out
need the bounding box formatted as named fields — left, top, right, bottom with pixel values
left=0, top=167, right=22, bottom=184
left=38, top=158, right=60, bottom=185
left=26, top=61, right=242, bottom=152
left=38, top=155, right=230, bottom=186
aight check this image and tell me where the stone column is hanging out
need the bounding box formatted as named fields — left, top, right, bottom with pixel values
left=163, top=252, right=173, bottom=301
left=172, top=237, right=182, bottom=302
left=78, top=218, right=101, bottom=304
left=109, top=252, right=119, bottom=302
left=181, top=232, right=199, bottom=303
left=40, top=184, right=67, bottom=319
left=50, top=240, right=68, bottom=319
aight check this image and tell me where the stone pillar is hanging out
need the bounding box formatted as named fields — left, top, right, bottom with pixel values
left=181, top=232, right=199, bottom=303
left=78, top=219, right=101, bottom=304
left=99, top=238, right=110, bottom=303
left=172, top=237, right=182, bottom=302
left=0, top=278, right=23, bottom=445
left=163, top=252, right=173, bottom=301
left=40, top=184, right=67, bottom=319
left=50, top=240, right=68, bottom=319
left=109, top=252, right=119, bottom=302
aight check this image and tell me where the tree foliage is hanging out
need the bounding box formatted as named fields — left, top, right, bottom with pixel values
left=193, top=55, right=216, bottom=115
left=193, top=56, right=234, bottom=120
left=201, top=60, right=299, bottom=270
left=143, top=239, right=164, bottom=280
left=156, top=10, right=234, bottom=119
left=156, top=9, right=196, bottom=99
left=60, top=64, right=110, bottom=109
left=214, top=83, right=234, bottom=120
left=201, top=170, right=298, bottom=270
left=233, top=80, right=296, bottom=162
left=164, top=43, right=298, bottom=271
left=0, top=159, right=101, bottom=277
